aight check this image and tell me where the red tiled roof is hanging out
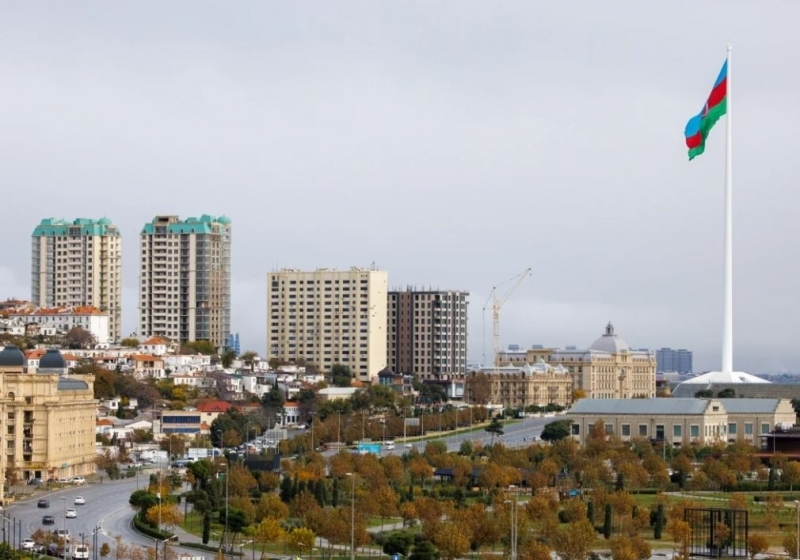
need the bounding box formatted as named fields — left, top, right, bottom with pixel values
left=197, top=401, right=233, bottom=413
left=144, top=337, right=167, bottom=345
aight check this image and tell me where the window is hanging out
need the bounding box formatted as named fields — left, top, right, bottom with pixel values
left=638, top=424, right=648, bottom=437
left=761, top=423, right=770, bottom=434
left=571, top=424, right=580, bottom=435
left=605, top=424, right=614, bottom=435
left=744, top=423, right=753, bottom=435
left=690, top=425, right=700, bottom=438
left=621, top=424, right=631, bottom=437
left=728, top=423, right=737, bottom=435
left=673, top=424, right=682, bottom=437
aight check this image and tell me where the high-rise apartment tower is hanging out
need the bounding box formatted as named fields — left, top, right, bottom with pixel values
left=388, top=289, right=468, bottom=380
left=31, top=218, right=122, bottom=341
left=267, top=267, right=388, bottom=381
left=139, top=215, right=231, bottom=350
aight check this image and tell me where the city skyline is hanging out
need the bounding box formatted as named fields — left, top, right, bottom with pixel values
left=1, top=3, right=799, bottom=372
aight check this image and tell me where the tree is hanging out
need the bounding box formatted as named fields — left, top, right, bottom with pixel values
left=784, top=461, right=800, bottom=491
left=430, top=521, right=471, bottom=560
left=254, top=517, right=286, bottom=550
left=255, top=493, right=289, bottom=522
left=383, top=531, right=415, bottom=557
left=64, top=326, right=95, bottom=349
left=666, top=519, right=691, bottom=560
left=159, top=434, right=187, bottom=459
left=409, top=539, right=440, bottom=560
left=717, top=388, right=736, bottom=398
left=553, top=519, right=596, bottom=560
left=112, top=535, right=130, bottom=560
left=284, top=527, right=315, bottom=556
left=221, top=349, right=236, bottom=369
left=121, top=338, right=140, bottom=348
left=466, top=373, right=492, bottom=405
left=145, top=504, right=183, bottom=528
left=485, top=418, right=504, bottom=445
left=540, top=419, right=571, bottom=442
left=747, top=534, right=769, bottom=560
left=331, top=363, right=353, bottom=387
left=202, top=512, right=211, bottom=545
left=603, top=503, right=613, bottom=539
left=694, top=389, right=713, bottom=398
left=100, top=543, right=111, bottom=559
left=653, top=504, right=665, bottom=540
left=520, top=540, right=551, bottom=560
left=184, top=340, right=216, bottom=355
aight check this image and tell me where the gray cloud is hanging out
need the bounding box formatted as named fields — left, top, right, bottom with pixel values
left=1, top=1, right=798, bottom=373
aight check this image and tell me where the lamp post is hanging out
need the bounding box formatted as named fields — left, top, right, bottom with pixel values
left=505, top=486, right=518, bottom=560
left=337, top=412, right=342, bottom=448
left=91, top=524, right=102, bottom=560
left=795, top=500, right=799, bottom=560
left=346, top=473, right=356, bottom=560
left=60, top=497, right=68, bottom=560
left=217, top=452, right=229, bottom=553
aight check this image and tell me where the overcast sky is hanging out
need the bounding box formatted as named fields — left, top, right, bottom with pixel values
left=1, top=2, right=798, bottom=373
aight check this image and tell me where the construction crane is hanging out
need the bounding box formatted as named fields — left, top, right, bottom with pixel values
left=482, top=268, right=532, bottom=373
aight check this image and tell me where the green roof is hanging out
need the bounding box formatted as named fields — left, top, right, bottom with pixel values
left=141, top=214, right=232, bottom=235
left=32, top=218, right=120, bottom=237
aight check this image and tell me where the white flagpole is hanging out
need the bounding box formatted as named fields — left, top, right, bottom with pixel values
left=721, top=43, right=733, bottom=374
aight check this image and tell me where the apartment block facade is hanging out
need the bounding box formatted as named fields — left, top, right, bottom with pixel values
left=139, top=215, right=231, bottom=350
left=31, top=218, right=122, bottom=341
left=267, top=268, right=388, bottom=381
left=656, top=347, right=693, bottom=374
left=387, top=289, right=468, bottom=380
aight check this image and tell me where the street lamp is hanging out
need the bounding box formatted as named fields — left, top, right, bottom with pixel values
left=505, top=486, right=519, bottom=560
left=60, top=497, right=69, bottom=560
left=217, top=456, right=229, bottom=552
left=91, top=524, right=102, bottom=560
left=795, top=500, right=799, bottom=560
left=346, top=473, right=356, bottom=560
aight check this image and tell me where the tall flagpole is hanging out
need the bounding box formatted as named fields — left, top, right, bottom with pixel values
left=721, top=43, right=733, bottom=374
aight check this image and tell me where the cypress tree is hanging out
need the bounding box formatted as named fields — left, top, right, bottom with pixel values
left=603, top=503, right=613, bottom=539
left=279, top=476, right=292, bottom=503
left=202, top=512, right=211, bottom=545
left=587, top=501, right=595, bottom=525
left=314, top=480, right=325, bottom=506
left=654, top=504, right=664, bottom=540
left=332, top=477, right=340, bottom=507
left=769, top=467, right=777, bottom=491
left=291, top=476, right=299, bottom=499
left=320, top=479, right=329, bottom=506
left=615, top=472, right=625, bottom=491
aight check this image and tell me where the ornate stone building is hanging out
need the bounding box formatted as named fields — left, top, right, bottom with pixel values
left=466, top=359, right=573, bottom=409
left=0, top=346, right=97, bottom=504
left=497, top=323, right=656, bottom=400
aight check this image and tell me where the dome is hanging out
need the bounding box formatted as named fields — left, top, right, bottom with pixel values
left=97, top=217, right=111, bottom=225
left=217, top=215, right=232, bottom=225
left=38, top=348, right=67, bottom=370
left=0, top=345, right=25, bottom=367
left=589, top=322, right=630, bottom=353
left=378, top=367, right=395, bottom=378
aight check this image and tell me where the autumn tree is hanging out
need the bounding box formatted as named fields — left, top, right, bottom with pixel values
left=64, top=326, right=96, bottom=349
left=145, top=503, right=183, bottom=529
left=284, top=527, right=315, bottom=556
left=519, top=539, right=552, bottom=560
left=552, top=519, right=596, bottom=560
left=227, top=464, right=258, bottom=497
left=466, top=373, right=492, bottom=405
left=666, top=519, right=691, bottom=560
left=747, top=534, right=769, bottom=560
left=255, top=493, right=289, bottom=522
left=113, top=535, right=130, bottom=560
left=254, top=517, right=286, bottom=556
left=430, top=520, right=471, bottom=560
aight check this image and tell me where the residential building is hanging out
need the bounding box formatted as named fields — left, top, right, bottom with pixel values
left=567, top=398, right=796, bottom=446
left=139, top=215, right=232, bottom=351
left=31, top=218, right=122, bottom=341
left=153, top=410, right=205, bottom=438
left=656, top=348, right=693, bottom=374
left=0, top=346, right=97, bottom=500
left=267, top=267, right=388, bottom=381
left=387, top=288, right=468, bottom=380
left=128, top=354, right=166, bottom=379
left=7, top=305, right=111, bottom=344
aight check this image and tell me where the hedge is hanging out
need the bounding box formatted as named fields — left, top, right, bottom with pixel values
left=179, top=543, right=242, bottom=556
left=133, top=516, right=174, bottom=540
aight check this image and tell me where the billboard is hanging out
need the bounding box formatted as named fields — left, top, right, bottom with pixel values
left=357, top=442, right=381, bottom=455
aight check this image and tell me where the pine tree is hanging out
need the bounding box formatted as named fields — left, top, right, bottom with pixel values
left=603, top=503, right=612, bottom=539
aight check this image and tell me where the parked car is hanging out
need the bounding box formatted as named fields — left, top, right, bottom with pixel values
left=47, top=544, right=62, bottom=558
left=37, top=499, right=50, bottom=508
left=74, top=496, right=86, bottom=505
left=65, top=508, right=77, bottom=519
left=71, top=476, right=86, bottom=485
left=21, top=538, right=35, bottom=550
left=28, top=478, right=43, bottom=486
left=42, top=515, right=55, bottom=525
left=57, top=478, right=70, bottom=484
left=73, top=545, right=90, bottom=560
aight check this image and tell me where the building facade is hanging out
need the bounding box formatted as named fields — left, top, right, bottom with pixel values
left=387, top=289, right=468, bottom=380
left=656, top=347, right=693, bottom=373
left=7, top=305, right=110, bottom=344
left=466, top=360, right=573, bottom=409
left=0, top=346, right=97, bottom=503
left=139, top=215, right=232, bottom=350
left=31, top=218, right=122, bottom=342
left=567, top=398, right=796, bottom=446
left=267, top=267, right=388, bottom=381
left=496, top=324, right=656, bottom=399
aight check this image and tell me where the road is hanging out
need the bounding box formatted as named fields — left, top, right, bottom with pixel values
left=4, top=474, right=170, bottom=554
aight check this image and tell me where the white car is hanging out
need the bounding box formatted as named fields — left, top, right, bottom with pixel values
left=73, top=544, right=90, bottom=559
left=74, top=496, right=86, bottom=505
left=65, top=509, right=77, bottom=519
left=71, top=476, right=86, bottom=485
left=21, top=538, right=35, bottom=550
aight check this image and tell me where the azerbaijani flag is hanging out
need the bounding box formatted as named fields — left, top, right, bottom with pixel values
left=684, top=60, right=728, bottom=160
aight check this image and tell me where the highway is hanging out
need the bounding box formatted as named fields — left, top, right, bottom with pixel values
left=4, top=475, right=166, bottom=555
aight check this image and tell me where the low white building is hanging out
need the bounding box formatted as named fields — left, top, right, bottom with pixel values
left=163, top=354, right=213, bottom=374
left=8, top=305, right=111, bottom=344
left=140, top=336, right=170, bottom=356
